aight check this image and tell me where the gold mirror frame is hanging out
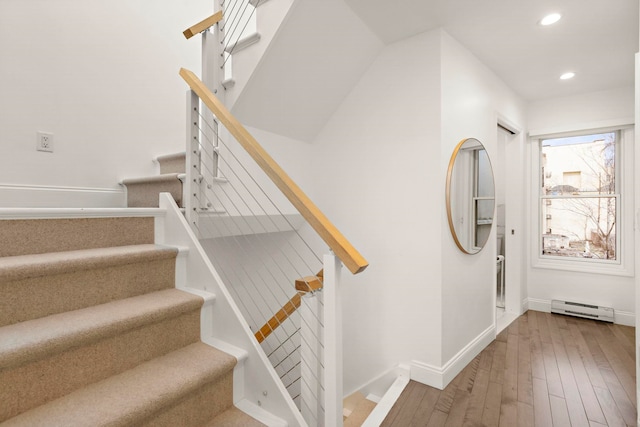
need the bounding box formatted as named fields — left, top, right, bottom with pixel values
left=446, top=138, right=495, bottom=254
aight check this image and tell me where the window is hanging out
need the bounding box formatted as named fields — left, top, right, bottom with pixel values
left=539, top=132, right=618, bottom=262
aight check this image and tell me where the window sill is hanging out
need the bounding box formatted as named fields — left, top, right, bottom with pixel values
left=533, top=257, right=633, bottom=277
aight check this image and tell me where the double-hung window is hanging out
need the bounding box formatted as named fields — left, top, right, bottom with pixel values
left=535, top=128, right=633, bottom=275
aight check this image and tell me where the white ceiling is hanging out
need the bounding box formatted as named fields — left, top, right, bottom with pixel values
left=343, top=0, right=639, bottom=101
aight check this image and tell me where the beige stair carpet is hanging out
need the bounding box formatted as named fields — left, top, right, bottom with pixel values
left=157, top=152, right=186, bottom=174
left=121, top=151, right=187, bottom=208
left=122, top=174, right=183, bottom=208
left=0, top=216, right=266, bottom=426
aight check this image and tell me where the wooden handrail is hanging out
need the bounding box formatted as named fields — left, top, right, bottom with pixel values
left=255, top=271, right=324, bottom=344
left=183, top=11, right=223, bottom=39
left=179, top=68, right=369, bottom=274
left=255, top=294, right=302, bottom=343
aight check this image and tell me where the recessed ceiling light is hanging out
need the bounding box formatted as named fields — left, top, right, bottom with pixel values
left=539, top=13, right=562, bottom=26
left=560, top=72, right=575, bottom=80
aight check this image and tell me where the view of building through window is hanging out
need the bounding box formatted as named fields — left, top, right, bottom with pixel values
left=540, top=132, right=617, bottom=260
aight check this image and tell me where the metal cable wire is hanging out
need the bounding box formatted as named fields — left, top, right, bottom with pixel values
left=222, top=0, right=254, bottom=52
left=221, top=1, right=261, bottom=67
left=196, top=109, right=322, bottom=266
left=192, top=140, right=319, bottom=336
left=190, top=134, right=322, bottom=372
left=220, top=0, right=243, bottom=31
left=189, top=100, right=328, bottom=409
left=198, top=139, right=330, bottom=350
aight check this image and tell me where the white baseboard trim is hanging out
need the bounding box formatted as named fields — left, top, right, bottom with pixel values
left=527, top=298, right=550, bottom=312
left=614, top=310, right=635, bottom=327
left=0, top=183, right=125, bottom=208
left=410, top=324, right=495, bottom=390
left=526, top=298, right=635, bottom=326
left=521, top=297, right=529, bottom=313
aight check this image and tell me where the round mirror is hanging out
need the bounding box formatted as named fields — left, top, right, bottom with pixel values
left=446, top=138, right=495, bottom=254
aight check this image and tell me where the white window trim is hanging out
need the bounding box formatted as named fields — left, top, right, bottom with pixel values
left=529, top=126, right=634, bottom=277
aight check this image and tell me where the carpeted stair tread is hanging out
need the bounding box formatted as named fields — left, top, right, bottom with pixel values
left=0, top=245, right=179, bottom=327
left=1, top=342, right=237, bottom=427
left=0, top=244, right=177, bottom=282
left=0, top=216, right=155, bottom=257
left=0, top=288, right=203, bottom=369
left=157, top=152, right=186, bottom=174
left=123, top=173, right=183, bottom=208
left=204, top=407, right=268, bottom=426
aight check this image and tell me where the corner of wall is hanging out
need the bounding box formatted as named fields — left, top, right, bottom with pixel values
left=410, top=323, right=495, bottom=390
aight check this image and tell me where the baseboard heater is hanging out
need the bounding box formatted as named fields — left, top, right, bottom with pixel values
left=550, top=300, right=614, bottom=323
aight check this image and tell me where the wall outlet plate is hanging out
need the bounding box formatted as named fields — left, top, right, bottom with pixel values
left=37, top=131, right=54, bottom=152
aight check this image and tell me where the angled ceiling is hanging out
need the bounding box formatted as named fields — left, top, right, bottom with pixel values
left=343, top=0, right=639, bottom=100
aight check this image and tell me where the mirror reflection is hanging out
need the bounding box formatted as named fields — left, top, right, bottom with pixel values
left=446, top=138, right=495, bottom=254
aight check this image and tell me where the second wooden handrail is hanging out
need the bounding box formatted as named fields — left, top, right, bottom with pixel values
left=179, top=68, right=368, bottom=275
left=183, top=11, right=223, bottom=39
left=255, top=271, right=324, bottom=343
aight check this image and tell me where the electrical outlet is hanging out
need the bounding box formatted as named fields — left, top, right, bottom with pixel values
left=36, top=132, right=54, bottom=153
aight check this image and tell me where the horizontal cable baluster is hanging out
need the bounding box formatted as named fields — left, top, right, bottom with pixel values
left=192, top=110, right=325, bottom=381
left=192, top=148, right=304, bottom=342
left=195, top=130, right=318, bottom=295
left=222, top=0, right=253, bottom=50
left=196, top=111, right=322, bottom=265
left=181, top=68, right=369, bottom=274
left=220, top=0, right=242, bottom=31
left=182, top=71, right=368, bottom=422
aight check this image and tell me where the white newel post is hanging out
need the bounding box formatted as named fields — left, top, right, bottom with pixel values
left=300, top=288, right=323, bottom=425
left=200, top=6, right=224, bottom=180
left=185, top=90, right=200, bottom=230
left=323, top=253, right=343, bottom=427
left=300, top=253, right=343, bottom=427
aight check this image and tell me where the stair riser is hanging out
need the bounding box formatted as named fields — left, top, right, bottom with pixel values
left=0, top=217, right=155, bottom=257
left=159, top=155, right=186, bottom=175
left=127, top=181, right=183, bottom=208
left=0, top=258, right=176, bottom=326
left=0, top=310, right=201, bottom=422
left=140, top=372, right=234, bottom=426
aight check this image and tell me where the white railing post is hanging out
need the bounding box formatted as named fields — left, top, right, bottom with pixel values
left=300, top=289, right=323, bottom=426
left=201, top=3, right=224, bottom=178
left=185, top=90, right=201, bottom=229
left=323, top=253, right=343, bottom=427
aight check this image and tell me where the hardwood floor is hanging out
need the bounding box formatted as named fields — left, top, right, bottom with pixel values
left=381, top=311, right=636, bottom=426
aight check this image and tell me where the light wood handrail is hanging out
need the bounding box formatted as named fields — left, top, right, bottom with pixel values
left=183, top=11, right=223, bottom=39
left=179, top=68, right=369, bottom=274
left=255, top=271, right=324, bottom=343
left=255, top=293, right=302, bottom=343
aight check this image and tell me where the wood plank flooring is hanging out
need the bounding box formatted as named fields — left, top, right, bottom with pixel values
left=381, top=311, right=636, bottom=426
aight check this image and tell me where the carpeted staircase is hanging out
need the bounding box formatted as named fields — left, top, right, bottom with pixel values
left=122, top=152, right=186, bottom=208
left=0, top=212, right=266, bottom=425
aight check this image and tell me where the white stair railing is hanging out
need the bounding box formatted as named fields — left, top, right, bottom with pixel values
left=181, top=67, right=368, bottom=427
left=180, top=7, right=368, bottom=425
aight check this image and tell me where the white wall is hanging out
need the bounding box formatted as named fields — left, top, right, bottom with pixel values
left=439, top=32, right=527, bottom=364
left=231, top=0, right=384, bottom=142
left=247, top=28, right=529, bottom=393
left=302, top=30, right=444, bottom=393
left=0, top=0, right=210, bottom=206
left=528, top=87, right=634, bottom=136
left=527, top=87, right=635, bottom=325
